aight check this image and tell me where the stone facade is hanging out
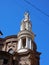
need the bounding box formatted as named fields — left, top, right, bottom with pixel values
left=0, top=12, right=41, bottom=65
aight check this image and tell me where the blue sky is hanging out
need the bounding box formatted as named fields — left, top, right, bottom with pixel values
left=0, top=0, right=49, bottom=65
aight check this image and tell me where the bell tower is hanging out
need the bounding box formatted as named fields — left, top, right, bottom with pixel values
left=17, top=12, right=41, bottom=65
left=17, top=12, right=34, bottom=52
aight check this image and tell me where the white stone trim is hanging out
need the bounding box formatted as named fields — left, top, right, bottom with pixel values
left=17, top=48, right=28, bottom=53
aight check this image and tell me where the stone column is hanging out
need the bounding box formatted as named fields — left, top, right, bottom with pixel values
left=26, top=37, right=28, bottom=48
left=30, top=39, right=31, bottom=49
left=2, top=43, right=6, bottom=51
left=17, top=39, right=22, bottom=50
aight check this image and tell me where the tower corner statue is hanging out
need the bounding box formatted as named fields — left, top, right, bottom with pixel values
left=0, top=12, right=41, bottom=65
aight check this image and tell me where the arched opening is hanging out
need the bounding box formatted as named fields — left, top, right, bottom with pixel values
left=22, top=38, right=26, bottom=48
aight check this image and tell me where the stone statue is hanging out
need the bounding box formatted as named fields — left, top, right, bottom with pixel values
left=24, top=12, right=30, bottom=21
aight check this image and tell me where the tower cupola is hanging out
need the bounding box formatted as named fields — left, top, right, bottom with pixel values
left=17, top=12, right=36, bottom=53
